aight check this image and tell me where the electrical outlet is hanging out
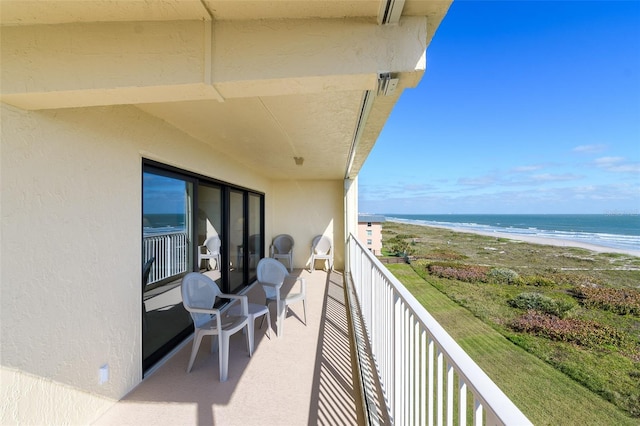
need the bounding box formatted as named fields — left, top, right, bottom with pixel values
left=99, top=364, right=109, bottom=384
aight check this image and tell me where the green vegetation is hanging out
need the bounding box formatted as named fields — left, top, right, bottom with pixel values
left=385, top=233, right=417, bottom=257
left=508, top=292, right=576, bottom=317
left=382, top=221, right=640, bottom=423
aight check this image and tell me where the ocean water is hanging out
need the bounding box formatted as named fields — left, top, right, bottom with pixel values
left=143, top=213, right=186, bottom=235
left=386, top=214, right=640, bottom=252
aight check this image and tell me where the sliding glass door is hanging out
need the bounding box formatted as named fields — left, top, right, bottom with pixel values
left=197, top=184, right=222, bottom=274
left=142, top=169, right=194, bottom=372
left=248, top=193, right=263, bottom=278
left=228, top=190, right=245, bottom=294
left=142, top=160, right=264, bottom=373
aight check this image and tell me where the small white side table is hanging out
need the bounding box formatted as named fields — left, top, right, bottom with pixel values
left=227, top=303, right=271, bottom=353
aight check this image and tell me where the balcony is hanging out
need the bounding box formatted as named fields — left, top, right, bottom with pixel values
left=97, top=236, right=530, bottom=425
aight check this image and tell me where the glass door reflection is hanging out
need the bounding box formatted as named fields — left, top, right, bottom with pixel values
left=228, top=190, right=245, bottom=294
left=142, top=170, right=194, bottom=373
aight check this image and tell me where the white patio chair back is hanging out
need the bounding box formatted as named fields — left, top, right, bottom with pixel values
left=181, top=272, right=250, bottom=381
left=257, top=257, right=287, bottom=298
left=310, top=235, right=333, bottom=272
left=198, top=235, right=222, bottom=270
left=257, top=258, right=306, bottom=337
left=270, top=234, right=294, bottom=271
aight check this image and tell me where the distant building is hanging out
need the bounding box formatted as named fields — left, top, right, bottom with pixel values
left=358, top=215, right=386, bottom=255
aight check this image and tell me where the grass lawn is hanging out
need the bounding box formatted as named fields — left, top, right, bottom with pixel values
left=387, top=263, right=635, bottom=425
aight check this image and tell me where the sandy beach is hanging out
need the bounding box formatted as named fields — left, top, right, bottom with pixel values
left=388, top=219, right=640, bottom=258
left=443, top=226, right=640, bottom=258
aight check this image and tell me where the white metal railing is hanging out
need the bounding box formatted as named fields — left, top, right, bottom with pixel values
left=143, top=231, right=189, bottom=285
left=347, top=234, right=532, bottom=426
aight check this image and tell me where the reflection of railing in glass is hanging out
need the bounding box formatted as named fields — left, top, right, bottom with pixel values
left=143, top=231, right=189, bottom=285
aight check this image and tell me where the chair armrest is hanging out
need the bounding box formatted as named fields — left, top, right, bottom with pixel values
left=259, top=282, right=282, bottom=290
left=187, top=307, right=221, bottom=316
left=294, top=277, right=306, bottom=293
left=220, top=293, right=248, bottom=315
left=258, top=282, right=281, bottom=300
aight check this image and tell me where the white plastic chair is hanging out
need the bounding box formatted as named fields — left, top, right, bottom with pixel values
left=257, top=258, right=306, bottom=337
left=181, top=272, right=251, bottom=382
left=198, top=235, right=222, bottom=271
left=310, top=235, right=333, bottom=272
left=270, top=234, right=294, bottom=272
left=227, top=302, right=271, bottom=350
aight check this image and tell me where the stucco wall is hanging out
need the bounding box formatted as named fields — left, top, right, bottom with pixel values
left=270, top=180, right=345, bottom=271
left=0, top=103, right=280, bottom=424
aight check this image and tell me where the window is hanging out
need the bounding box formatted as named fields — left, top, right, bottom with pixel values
left=142, top=160, right=264, bottom=373
left=197, top=183, right=222, bottom=270
left=367, top=222, right=372, bottom=227
left=228, top=190, right=245, bottom=293
left=248, top=193, right=263, bottom=277
left=366, top=230, right=372, bottom=236
left=367, top=239, right=372, bottom=245
left=142, top=167, right=195, bottom=372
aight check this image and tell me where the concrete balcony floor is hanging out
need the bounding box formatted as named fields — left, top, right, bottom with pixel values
left=94, top=269, right=364, bottom=425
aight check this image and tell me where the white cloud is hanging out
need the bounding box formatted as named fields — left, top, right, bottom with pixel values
left=595, top=156, right=625, bottom=165
left=457, top=174, right=498, bottom=186
left=530, top=173, right=580, bottom=182
left=572, top=144, right=608, bottom=154
left=593, top=157, right=640, bottom=173
left=510, top=165, right=544, bottom=173
left=399, top=183, right=435, bottom=192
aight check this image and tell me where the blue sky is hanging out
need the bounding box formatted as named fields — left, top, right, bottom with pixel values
left=358, top=0, right=640, bottom=215
left=143, top=172, right=186, bottom=214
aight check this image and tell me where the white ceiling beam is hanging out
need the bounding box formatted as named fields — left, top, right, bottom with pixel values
left=1, top=17, right=427, bottom=110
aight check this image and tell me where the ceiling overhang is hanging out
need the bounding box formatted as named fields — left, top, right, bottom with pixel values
left=0, top=0, right=452, bottom=180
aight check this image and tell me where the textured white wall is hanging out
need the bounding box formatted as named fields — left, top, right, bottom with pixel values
left=270, top=180, right=345, bottom=270
left=0, top=103, right=274, bottom=424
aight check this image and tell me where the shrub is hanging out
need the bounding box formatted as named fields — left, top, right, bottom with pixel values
left=426, top=262, right=490, bottom=283
left=509, top=292, right=575, bottom=318
left=426, top=248, right=467, bottom=261
left=395, top=234, right=415, bottom=240
left=551, top=273, right=603, bottom=287
left=573, top=286, right=640, bottom=316
left=386, top=235, right=416, bottom=257
left=510, top=310, right=632, bottom=350
left=519, top=275, right=556, bottom=287
left=488, top=268, right=520, bottom=284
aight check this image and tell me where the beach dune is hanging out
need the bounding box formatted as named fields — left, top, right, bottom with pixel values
left=445, top=226, right=640, bottom=258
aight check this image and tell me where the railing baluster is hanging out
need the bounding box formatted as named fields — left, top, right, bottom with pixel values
left=406, top=313, right=417, bottom=424
left=459, top=380, right=467, bottom=426
left=394, top=293, right=401, bottom=424
left=413, top=318, right=419, bottom=426
left=420, top=328, right=427, bottom=426
left=474, top=398, right=483, bottom=426
left=437, top=349, right=444, bottom=426
left=428, top=337, right=434, bottom=426
left=447, top=362, right=454, bottom=426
